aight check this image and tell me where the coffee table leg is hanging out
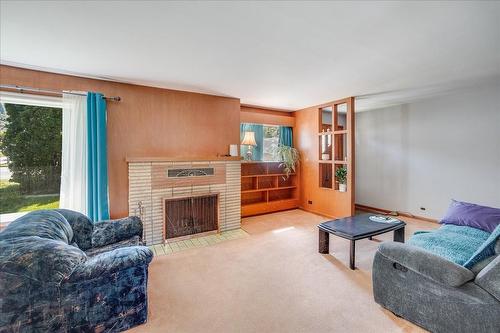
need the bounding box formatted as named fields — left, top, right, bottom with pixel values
left=319, top=229, right=329, bottom=254
left=350, top=240, right=356, bottom=270
left=394, top=227, right=405, bottom=243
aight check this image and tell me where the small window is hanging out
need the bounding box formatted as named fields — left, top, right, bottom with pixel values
left=240, top=123, right=291, bottom=161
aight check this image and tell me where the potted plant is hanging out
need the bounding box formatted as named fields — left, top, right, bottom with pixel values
left=274, top=144, right=300, bottom=178
left=335, top=166, right=347, bottom=192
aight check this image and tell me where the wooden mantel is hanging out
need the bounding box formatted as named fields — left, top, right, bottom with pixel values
left=126, top=156, right=242, bottom=163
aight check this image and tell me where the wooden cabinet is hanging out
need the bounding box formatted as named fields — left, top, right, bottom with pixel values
left=241, top=161, right=299, bottom=217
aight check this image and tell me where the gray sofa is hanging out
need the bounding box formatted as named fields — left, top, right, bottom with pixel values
left=373, top=241, right=500, bottom=332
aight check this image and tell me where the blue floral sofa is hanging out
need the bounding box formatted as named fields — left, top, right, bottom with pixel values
left=0, top=209, right=153, bottom=332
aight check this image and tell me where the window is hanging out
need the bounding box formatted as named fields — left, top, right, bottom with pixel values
left=0, top=93, right=62, bottom=217
left=240, top=123, right=285, bottom=161
left=262, top=125, right=279, bottom=161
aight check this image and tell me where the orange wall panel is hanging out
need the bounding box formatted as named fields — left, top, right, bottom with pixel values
left=0, top=65, right=240, bottom=218
left=295, top=98, right=354, bottom=218
left=240, top=105, right=295, bottom=127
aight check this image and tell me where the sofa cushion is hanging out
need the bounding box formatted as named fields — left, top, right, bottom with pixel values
left=0, top=210, right=73, bottom=244
left=55, top=209, right=94, bottom=250
left=85, top=235, right=143, bottom=257
left=464, top=224, right=500, bottom=269
left=440, top=199, right=500, bottom=233
left=408, top=224, right=490, bottom=266
left=91, top=216, right=143, bottom=248
left=0, top=236, right=86, bottom=283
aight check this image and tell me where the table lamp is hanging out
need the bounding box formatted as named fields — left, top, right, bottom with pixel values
left=241, top=131, right=257, bottom=160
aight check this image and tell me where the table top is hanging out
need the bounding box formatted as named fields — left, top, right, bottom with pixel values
left=318, top=213, right=406, bottom=240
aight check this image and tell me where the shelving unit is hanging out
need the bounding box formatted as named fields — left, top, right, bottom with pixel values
left=241, top=161, right=299, bottom=217
left=318, top=100, right=354, bottom=193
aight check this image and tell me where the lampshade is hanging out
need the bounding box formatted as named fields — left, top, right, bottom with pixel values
left=241, top=131, right=257, bottom=146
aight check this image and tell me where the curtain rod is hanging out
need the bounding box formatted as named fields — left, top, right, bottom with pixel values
left=0, top=84, right=121, bottom=101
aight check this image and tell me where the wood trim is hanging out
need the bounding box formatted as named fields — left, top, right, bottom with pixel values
left=355, top=204, right=438, bottom=223
left=241, top=104, right=295, bottom=115
left=347, top=97, right=355, bottom=216
left=240, top=105, right=295, bottom=127
left=298, top=207, right=337, bottom=220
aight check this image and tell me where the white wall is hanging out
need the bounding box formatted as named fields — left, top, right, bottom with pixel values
left=355, top=83, right=500, bottom=219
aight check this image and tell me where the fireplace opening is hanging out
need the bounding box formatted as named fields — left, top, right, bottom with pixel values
left=164, top=194, right=218, bottom=239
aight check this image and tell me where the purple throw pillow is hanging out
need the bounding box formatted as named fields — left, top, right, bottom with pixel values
left=440, top=200, right=500, bottom=233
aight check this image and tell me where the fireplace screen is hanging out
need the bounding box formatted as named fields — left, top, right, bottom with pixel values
left=164, top=194, right=218, bottom=239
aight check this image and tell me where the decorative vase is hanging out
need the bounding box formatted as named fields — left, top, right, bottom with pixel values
left=339, top=183, right=347, bottom=192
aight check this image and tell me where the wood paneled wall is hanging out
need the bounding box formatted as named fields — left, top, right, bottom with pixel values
left=0, top=65, right=240, bottom=218
left=240, top=105, right=295, bottom=127
left=295, top=98, right=355, bottom=218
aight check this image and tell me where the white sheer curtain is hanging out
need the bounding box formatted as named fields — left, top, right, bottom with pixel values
left=60, top=93, right=88, bottom=214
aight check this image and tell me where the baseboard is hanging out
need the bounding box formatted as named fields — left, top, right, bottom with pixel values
left=355, top=204, right=438, bottom=223
left=298, top=207, right=337, bottom=220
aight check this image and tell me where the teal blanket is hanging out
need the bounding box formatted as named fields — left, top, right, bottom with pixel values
left=408, top=224, right=490, bottom=266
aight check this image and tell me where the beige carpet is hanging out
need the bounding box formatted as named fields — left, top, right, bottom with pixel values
left=128, top=209, right=437, bottom=333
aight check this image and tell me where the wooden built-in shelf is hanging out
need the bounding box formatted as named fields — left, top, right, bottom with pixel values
left=241, top=173, right=295, bottom=178
left=242, top=185, right=297, bottom=194
left=241, top=161, right=299, bottom=217
left=318, top=99, right=354, bottom=195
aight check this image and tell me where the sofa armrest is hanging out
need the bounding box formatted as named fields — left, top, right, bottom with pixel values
left=475, top=255, right=500, bottom=301
left=378, top=242, right=475, bottom=287
left=67, top=246, right=153, bottom=282
left=91, top=216, right=143, bottom=248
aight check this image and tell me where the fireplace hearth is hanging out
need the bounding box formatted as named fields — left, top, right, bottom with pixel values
left=164, top=194, right=218, bottom=239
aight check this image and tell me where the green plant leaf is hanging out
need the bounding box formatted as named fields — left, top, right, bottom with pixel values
left=273, top=144, right=300, bottom=178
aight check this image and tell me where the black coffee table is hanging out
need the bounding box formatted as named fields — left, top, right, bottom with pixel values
left=318, top=213, right=406, bottom=269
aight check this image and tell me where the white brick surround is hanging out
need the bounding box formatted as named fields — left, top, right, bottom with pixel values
left=128, top=158, right=241, bottom=245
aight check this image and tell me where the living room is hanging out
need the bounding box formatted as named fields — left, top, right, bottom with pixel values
left=0, top=1, right=499, bottom=333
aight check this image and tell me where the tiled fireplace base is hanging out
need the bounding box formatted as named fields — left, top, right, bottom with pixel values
left=149, top=228, right=248, bottom=256
left=128, top=157, right=241, bottom=245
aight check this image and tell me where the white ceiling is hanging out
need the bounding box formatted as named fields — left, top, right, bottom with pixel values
left=1, top=1, right=499, bottom=111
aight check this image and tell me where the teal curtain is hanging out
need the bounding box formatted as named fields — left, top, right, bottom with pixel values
left=279, top=126, right=293, bottom=147
left=87, top=92, right=110, bottom=221
left=240, top=123, right=263, bottom=161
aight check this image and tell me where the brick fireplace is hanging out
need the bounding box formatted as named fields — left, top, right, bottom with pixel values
left=127, top=157, right=241, bottom=245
